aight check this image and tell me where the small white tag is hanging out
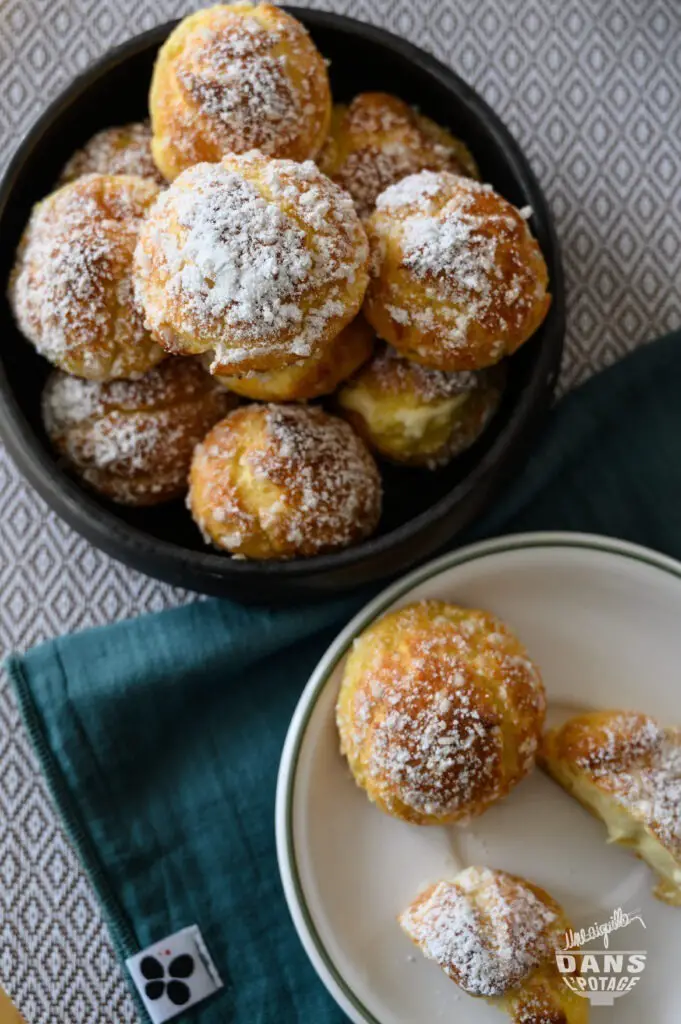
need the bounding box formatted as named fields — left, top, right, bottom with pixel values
left=126, top=925, right=223, bottom=1023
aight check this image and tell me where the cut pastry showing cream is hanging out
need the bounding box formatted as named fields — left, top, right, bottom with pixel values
left=540, top=710, right=681, bottom=906
left=400, top=867, right=587, bottom=1023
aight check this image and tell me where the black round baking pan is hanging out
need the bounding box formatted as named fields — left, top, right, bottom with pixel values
left=0, top=8, right=564, bottom=602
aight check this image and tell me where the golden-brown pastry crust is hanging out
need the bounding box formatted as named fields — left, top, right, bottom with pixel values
left=336, top=600, right=545, bottom=825
left=58, top=122, right=166, bottom=185
left=540, top=710, right=681, bottom=906
left=212, top=314, right=374, bottom=402
left=364, top=171, right=551, bottom=371
left=133, top=152, right=370, bottom=375
left=336, top=343, right=504, bottom=467
left=150, top=3, right=331, bottom=180
left=318, top=92, right=479, bottom=218
left=188, top=403, right=382, bottom=559
left=9, top=173, right=165, bottom=381
left=42, top=358, right=235, bottom=506
left=400, top=867, right=587, bottom=1024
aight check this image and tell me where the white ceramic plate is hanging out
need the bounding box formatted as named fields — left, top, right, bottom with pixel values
left=276, top=532, right=681, bottom=1023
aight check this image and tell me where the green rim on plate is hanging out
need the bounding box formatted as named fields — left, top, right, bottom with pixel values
left=279, top=531, right=681, bottom=1024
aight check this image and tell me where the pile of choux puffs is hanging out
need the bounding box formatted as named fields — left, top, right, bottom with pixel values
left=9, top=2, right=550, bottom=560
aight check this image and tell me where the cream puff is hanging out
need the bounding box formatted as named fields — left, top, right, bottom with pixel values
left=42, top=358, right=235, bottom=505
left=401, top=867, right=587, bottom=1023
left=336, top=343, right=504, bottom=467
left=188, top=403, right=382, bottom=559
left=318, top=91, right=479, bottom=219
left=9, top=173, right=165, bottom=380
left=540, top=710, right=681, bottom=906
left=58, top=122, right=165, bottom=186
left=149, top=3, right=331, bottom=180
left=364, top=171, right=550, bottom=371
left=133, top=152, right=369, bottom=375
left=212, top=315, right=374, bottom=402
left=336, top=600, right=545, bottom=825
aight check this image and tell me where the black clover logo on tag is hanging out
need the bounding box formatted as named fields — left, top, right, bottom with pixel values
left=126, top=925, right=223, bottom=1024
left=140, top=953, right=195, bottom=1006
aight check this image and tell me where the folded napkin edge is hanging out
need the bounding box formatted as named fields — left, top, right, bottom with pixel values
left=4, top=654, right=143, bottom=1001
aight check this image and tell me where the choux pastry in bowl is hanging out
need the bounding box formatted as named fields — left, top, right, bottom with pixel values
left=133, top=151, right=370, bottom=376
left=9, top=173, right=165, bottom=381
left=336, top=600, right=545, bottom=825
left=336, top=343, right=504, bottom=467
left=540, top=710, right=681, bottom=906
left=318, top=91, right=479, bottom=219
left=400, top=867, right=587, bottom=1023
left=211, top=314, right=374, bottom=402
left=42, top=358, right=235, bottom=506
left=58, top=121, right=166, bottom=186
left=188, top=403, right=382, bottom=559
left=149, top=3, right=331, bottom=181
left=364, top=170, right=551, bottom=371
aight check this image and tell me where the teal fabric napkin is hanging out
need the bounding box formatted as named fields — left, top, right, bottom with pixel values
left=7, top=329, right=681, bottom=1022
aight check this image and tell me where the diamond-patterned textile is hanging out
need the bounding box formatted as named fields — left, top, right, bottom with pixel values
left=1, top=1, right=680, bottom=1021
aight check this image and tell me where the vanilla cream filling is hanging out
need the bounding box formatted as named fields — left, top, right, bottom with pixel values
left=342, top=389, right=468, bottom=447
left=553, top=766, right=681, bottom=901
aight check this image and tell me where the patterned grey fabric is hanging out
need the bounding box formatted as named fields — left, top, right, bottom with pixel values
left=1, top=1, right=679, bottom=1020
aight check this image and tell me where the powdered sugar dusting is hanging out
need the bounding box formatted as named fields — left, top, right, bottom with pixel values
left=338, top=602, right=545, bottom=822
left=368, top=668, right=498, bottom=818
left=320, top=95, right=479, bottom=219
left=400, top=869, right=562, bottom=997
left=10, top=174, right=163, bottom=379
left=178, top=15, right=299, bottom=154
left=375, top=169, right=451, bottom=212
left=169, top=4, right=327, bottom=162
left=42, top=359, right=231, bottom=505
left=191, top=404, right=381, bottom=557
left=369, top=171, right=544, bottom=355
left=334, top=147, right=436, bottom=220
left=257, top=405, right=380, bottom=548
left=59, top=122, right=165, bottom=185
left=167, top=166, right=310, bottom=338
left=574, top=713, right=681, bottom=849
left=367, top=343, right=487, bottom=401
left=402, top=209, right=498, bottom=282
left=79, top=413, right=166, bottom=472
left=135, top=155, right=368, bottom=372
